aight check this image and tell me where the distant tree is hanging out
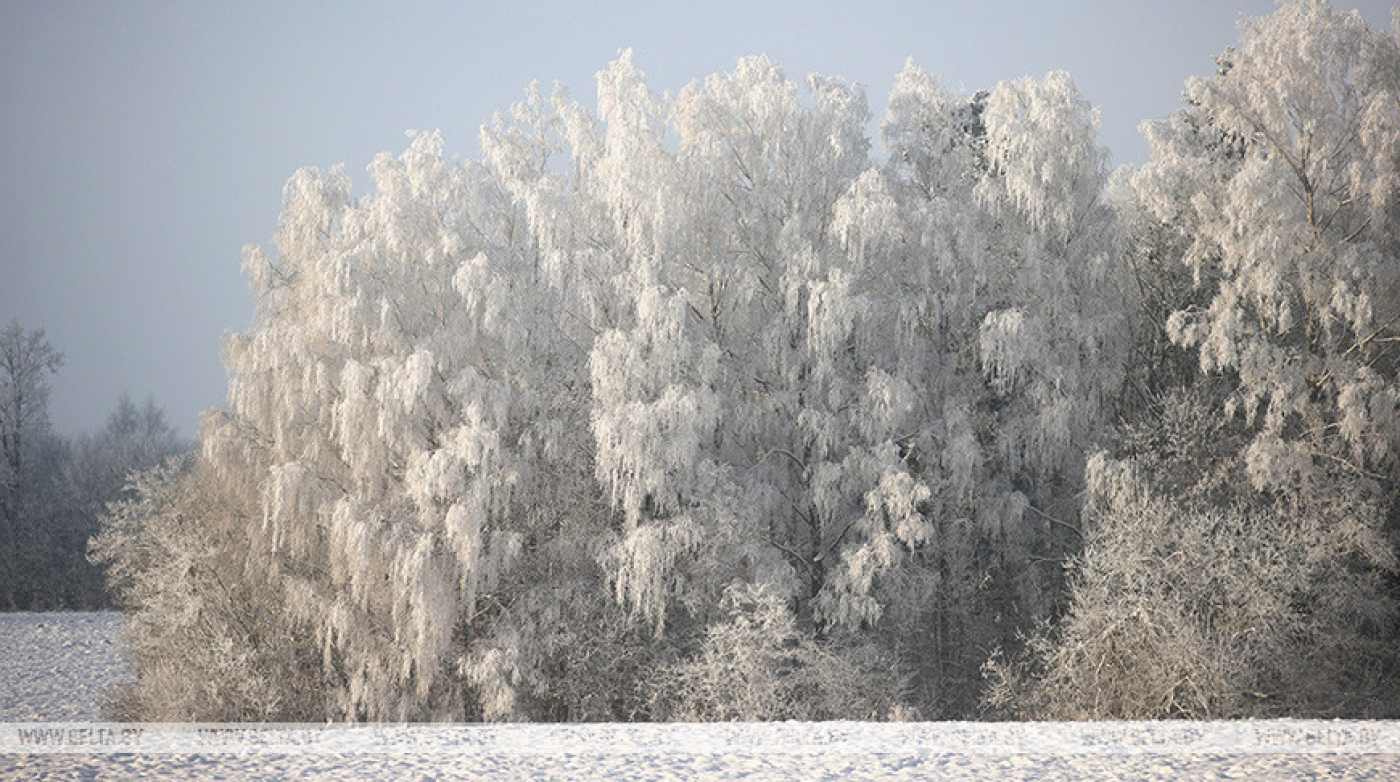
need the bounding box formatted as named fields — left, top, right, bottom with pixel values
left=0, top=321, right=62, bottom=528
left=0, top=319, right=189, bottom=609
left=0, top=321, right=64, bottom=609
left=66, top=394, right=188, bottom=607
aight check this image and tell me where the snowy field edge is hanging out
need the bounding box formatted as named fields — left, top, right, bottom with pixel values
left=3, top=613, right=1399, bottom=757
left=5, top=614, right=1400, bottom=779
left=4, top=720, right=1400, bottom=756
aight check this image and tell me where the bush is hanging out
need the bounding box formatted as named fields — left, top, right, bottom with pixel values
left=986, top=404, right=1399, bottom=719
left=91, top=458, right=325, bottom=721
left=650, top=582, right=912, bottom=721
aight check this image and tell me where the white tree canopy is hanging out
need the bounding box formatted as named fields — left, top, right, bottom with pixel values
left=1132, top=0, right=1400, bottom=489
left=187, top=50, right=1128, bottom=720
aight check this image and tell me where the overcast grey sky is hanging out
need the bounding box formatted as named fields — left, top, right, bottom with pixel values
left=1, top=0, right=1395, bottom=436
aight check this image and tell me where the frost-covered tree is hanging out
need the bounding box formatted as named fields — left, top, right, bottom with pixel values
left=199, top=125, right=624, bottom=720
left=1132, top=0, right=1400, bottom=490
left=65, top=395, right=188, bottom=608
left=992, top=0, right=1400, bottom=719
left=0, top=321, right=65, bottom=609
left=105, top=52, right=1129, bottom=721
left=584, top=55, right=881, bottom=632
left=843, top=64, right=1126, bottom=706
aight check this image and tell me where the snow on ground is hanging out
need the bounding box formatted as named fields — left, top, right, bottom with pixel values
left=2, top=612, right=1398, bottom=780
left=0, top=612, right=129, bottom=722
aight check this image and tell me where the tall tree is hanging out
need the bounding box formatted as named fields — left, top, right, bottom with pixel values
left=102, top=53, right=1127, bottom=721
left=1137, top=0, right=1400, bottom=490
left=0, top=321, right=63, bottom=526
left=991, top=0, right=1400, bottom=719
left=0, top=321, right=63, bottom=608
left=850, top=64, right=1126, bottom=707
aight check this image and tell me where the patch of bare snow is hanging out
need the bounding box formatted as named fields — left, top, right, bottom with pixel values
left=0, top=612, right=128, bottom=721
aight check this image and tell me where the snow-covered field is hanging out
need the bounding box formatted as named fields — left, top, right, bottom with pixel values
left=0, top=612, right=129, bottom=722
left=2, top=613, right=1398, bottom=780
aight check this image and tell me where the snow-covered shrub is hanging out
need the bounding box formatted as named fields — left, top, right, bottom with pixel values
left=650, top=582, right=909, bottom=721
left=91, top=457, right=325, bottom=721
left=986, top=419, right=1397, bottom=719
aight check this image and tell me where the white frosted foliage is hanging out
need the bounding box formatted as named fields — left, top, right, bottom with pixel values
left=177, top=48, right=1131, bottom=720
left=1130, top=0, right=1400, bottom=488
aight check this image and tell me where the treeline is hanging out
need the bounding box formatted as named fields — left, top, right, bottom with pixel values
left=95, top=1, right=1400, bottom=721
left=0, top=322, right=188, bottom=609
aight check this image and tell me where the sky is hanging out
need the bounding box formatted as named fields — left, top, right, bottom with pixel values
left=1, top=0, right=1395, bottom=437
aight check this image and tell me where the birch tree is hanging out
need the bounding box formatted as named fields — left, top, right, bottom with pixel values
left=845, top=64, right=1127, bottom=706
left=105, top=52, right=1130, bottom=721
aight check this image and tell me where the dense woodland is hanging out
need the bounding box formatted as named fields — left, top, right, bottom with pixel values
left=84, top=2, right=1400, bottom=720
